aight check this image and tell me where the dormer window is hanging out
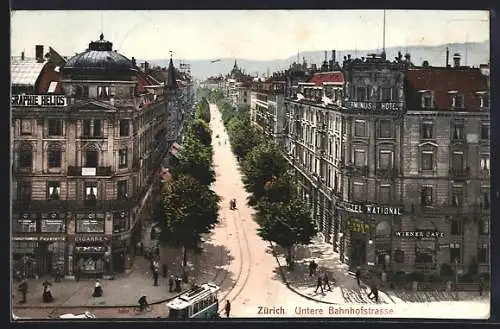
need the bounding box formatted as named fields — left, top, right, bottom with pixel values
left=98, top=86, right=110, bottom=99
left=449, top=91, right=464, bottom=109
left=477, top=92, right=489, bottom=109
left=419, top=90, right=433, bottom=108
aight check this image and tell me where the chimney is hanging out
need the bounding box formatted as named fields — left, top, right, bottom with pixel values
left=131, top=57, right=136, bottom=66
left=324, top=51, right=327, bottom=62
left=35, top=45, right=44, bottom=62
left=453, top=53, right=460, bottom=68
left=331, top=50, right=336, bottom=63
left=21, top=51, right=25, bottom=61
left=446, top=47, right=450, bottom=68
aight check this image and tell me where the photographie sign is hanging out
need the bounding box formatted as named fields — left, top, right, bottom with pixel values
left=11, top=94, right=67, bottom=107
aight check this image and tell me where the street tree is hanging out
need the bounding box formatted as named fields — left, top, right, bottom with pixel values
left=172, top=135, right=215, bottom=185
left=261, top=172, right=296, bottom=203
left=256, top=198, right=317, bottom=269
left=188, top=118, right=212, bottom=147
left=241, top=142, right=288, bottom=205
left=227, top=114, right=264, bottom=161
left=160, top=174, right=220, bottom=272
left=196, top=97, right=211, bottom=123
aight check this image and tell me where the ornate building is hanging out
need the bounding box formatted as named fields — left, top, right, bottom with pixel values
left=11, top=34, right=167, bottom=279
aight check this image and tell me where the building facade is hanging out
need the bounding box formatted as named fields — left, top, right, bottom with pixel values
left=11, top=35, right=168, bottom=279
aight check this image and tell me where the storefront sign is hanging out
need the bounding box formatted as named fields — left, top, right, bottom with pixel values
left=75, top=235, right=108, bottom=243
left=394, top=230, right=445, bottom=240
left=344, top=101, right=402, bottom=112
left=339, top=202, right=403, bottom=216
left=12, top=236, right=38, bottom=241
left=38, top=236, right=66, bottom=242
left=11, top=94, right=67, bottom=107
left=75, top=246, right=106, bottom=253
left=347, top=218, right=370, bottom=233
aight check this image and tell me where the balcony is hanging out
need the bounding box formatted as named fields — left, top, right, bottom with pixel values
left=344, top=164, right=368, bottom=177
left=67, top=166, right=113, bottom=177
left=376, top=167, right=399, bottom=178
left=12, top=198, right=135, bottom=212
left=449, top=167, right=470, bottom=180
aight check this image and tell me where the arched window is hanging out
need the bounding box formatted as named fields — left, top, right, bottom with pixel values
left=84, top=144, right=99, bottom=167
left=18, top=142, right=33, bottom=169
left=375, top=221, right=391, bottom=237
left=48, top=142, right=62, bottom=168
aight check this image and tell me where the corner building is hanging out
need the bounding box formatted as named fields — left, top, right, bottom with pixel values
left=11, top=35, right=167, bottom=278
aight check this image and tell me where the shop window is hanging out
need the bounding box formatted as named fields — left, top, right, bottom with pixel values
left=41, top=214, right=66, bottom=233
left=48, top=119, right=63, bottom=136
left=48, top=144, right=62, bottom=168
left=13, top=215, right=37, bottom=233
left=415, top=247, right=433, bottom=264
left=119, top=149, right=128, bottom=168
left=76, top=213, right=104, bottom=233
left=477, top=243, right=489, bottom=263
left=379, top=150, right=393, bottom=168
left=421, top=151, right=434, bottom=170
left=354, top=120, right=366, bottom=137
left=451, top=187, right=463, bottom=208
left=480, top=123, right=489, bottom=140
left=479, top=218, right=489, bottom=235
left=421, top=185, right=433, bottom=206
left=19, top=143, right=33, bottom=169
left=450, top=219, right=462, bottom=235
left=119, top=119, right=130, bottom=137
left=20, top=119, right=32, bottom=135
left=480, top=187, right=490, bottom=210
left=378, top=120, right=392, bottom=138
left=117, top=180, right=128, bottom=199
left=17, top=181, right=31, bottom=201
left=47, top=181, right=61, bottom=200
left=394, top=250, right=405, bottom=263
left=85, top=149, right=99, bottom=167
left=450, top=242, right=461, bottom=263
left=421, top=121, right=433, bottom=139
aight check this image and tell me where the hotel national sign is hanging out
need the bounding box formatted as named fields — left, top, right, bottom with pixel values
left=11, top=94, right=67, bottom=107
left=338, top=201, right=403, bottom=216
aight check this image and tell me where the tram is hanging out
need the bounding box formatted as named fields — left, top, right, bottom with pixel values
left=165, top=283, right=220, bottom=319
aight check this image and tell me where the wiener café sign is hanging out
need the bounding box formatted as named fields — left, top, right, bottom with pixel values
left=11, top=94, right=67, bottom=107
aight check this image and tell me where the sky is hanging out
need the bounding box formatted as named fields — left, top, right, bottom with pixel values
left=11, top=10, right=489, bottom=61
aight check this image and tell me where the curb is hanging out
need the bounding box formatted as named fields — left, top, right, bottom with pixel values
left=267, top=241, right=337, bottom=305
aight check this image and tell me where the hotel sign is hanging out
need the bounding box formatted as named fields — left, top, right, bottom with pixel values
left=11, top=94, right=67, bottom=107
left=338, top=201, right=403, bottom=216
left=344, top=101, right=402, bottom=112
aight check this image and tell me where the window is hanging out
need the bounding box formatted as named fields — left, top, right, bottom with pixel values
left=20, top=119, right=32, bottom=135
left=93, top=119, right=102, bottom=137
left=85, top=150, right=98, bottom=167
left=356, top=86, right=367, bottom=101
left=76, top=213, right=104, bottom=233
left=415, top=248, right=433, bottom=264
left=48, top=119, right=63, bottom=136
left=83, top=120, right=91, bottom=136
left=421, top=151, right=434, bottom=171
left=84, top=182, right=98, bottom=202
left=451, top=187, right=463, bottom=207
left=480, top=123, right=489, bottom=140
left=113, top=211, right=129, bottom=233
left=48, top=144, right=62, bottom=168
left=421, top=92, right=433, bottom=108
left=394, top=250, right=405, bottom=263
left=381, top=87, right=392, bottom=101
left=378, top=120, right=392, bottom=138
left=450, top=219, right=462, bottom=235
left=354, top=120, right=366, bottom=137
left=480, top=187, right=490, bottom=210
left=354, top=150, right=366, bottom=167
left=421, top=121, right=433, bottom=139
left=451, top=152, right=464, bottom=170
left=421, top=186, right=433, bottom=206
left=379, top=150, right=393, bottom=169
left=119, top=120, right=130, bottom=137
left=480, top=96, right=489, bottom=109
left=452, top=94, right=464, bottom=108
left=479, top=218, right=489, bottom=235
left=379, top=184, right=391, bottom=204
left=97, top=86, right=110, bottom=99
left=452, top=122, right=465, bottom=140
left=47, top=181, right=60, bottom=200
left=450, top=242, right=461, bottom=263
left=117, top=180, right=128, bottom=199
left=17, top=181, right=31, bottom=201
left=478, top=243, right=489, bottom=263
left=480, top=155, right=490, bottom=173
left=119, top=149, right=128, bottom=168
left=353, top=182, right=365, bottom=202
left=19, top=143, right=33, bottom=168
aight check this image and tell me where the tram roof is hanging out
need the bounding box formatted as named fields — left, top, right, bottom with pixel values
left=166, top=283, right=219, bottom=310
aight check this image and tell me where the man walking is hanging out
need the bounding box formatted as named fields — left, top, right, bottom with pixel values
left=322, top=272, right=332, bottom=291
left=18, top=278, right=28, bottom=304
left=168, top=275, right=174, bottom=292
left=355, top=267, right=361, bottom=287
left=153, top=267, right=159, bottom=286
left=314, top=275, right=324, bottom=294
left=224, top=300, right=231, bottom=318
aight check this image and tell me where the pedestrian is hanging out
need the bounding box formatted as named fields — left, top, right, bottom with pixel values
left=140, top=242, right=144, bottom=256
left=367, top=283, right=379, bottom=302
left=92, top=279, right=103, bottom=297
left=233, top=199, right=237, bottom=209
left=162, top=264, right=168, bottom=278
left=314, top=275, right=324, bottom=294
left=175, top=276, right=182, bottom=292
left=168, top=275, right=174, bottom=292
left=153, top=268, right=159, bottom=286
left=42, top=280, right=53, bottom=303
left=224, top=300, right=231, bottom=318
left=308, top=261, right=315, bottom=277
left=322, top=272, right=332, bottom=291
left=355, top=267, right=361, bottom=287
left=479, top=277, right=484, bottom=297
left=18, top=278, right=28, bottom=304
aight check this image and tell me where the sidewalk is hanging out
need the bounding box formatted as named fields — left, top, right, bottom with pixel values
left=273, top=234, right=489, bottom=304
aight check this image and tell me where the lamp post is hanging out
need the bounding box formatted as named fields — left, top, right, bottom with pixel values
left=454, top=257, right=459, bottom=299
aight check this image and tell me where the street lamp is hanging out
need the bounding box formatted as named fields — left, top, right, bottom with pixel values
left=454, top=257, right=459, bottom=299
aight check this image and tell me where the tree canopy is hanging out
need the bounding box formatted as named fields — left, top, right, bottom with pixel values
left=196, top=97, right=211, bottom=123
left=261, top=172, right=296, bottom=203
left=188, top=118, right=212, bottom=147
left=172, top=134, right=215, bottom=186
left=227, top=114, right=264, bottom=161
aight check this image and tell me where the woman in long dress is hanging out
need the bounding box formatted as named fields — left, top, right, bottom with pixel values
left=92, top=279, right=103, bottom=297
left=42, top=280, right=54, bottom=303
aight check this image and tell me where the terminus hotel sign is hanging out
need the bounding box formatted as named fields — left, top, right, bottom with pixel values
left=11, top=94, right=67, bottom=107
left=343, top=101, right=403, bottom=112
left=338, top=201, right=403, bottom=216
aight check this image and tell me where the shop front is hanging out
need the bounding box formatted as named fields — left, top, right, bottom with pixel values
left=111, top=232, right=130, bottom=273
left=74, top=234, right=110, bottom=277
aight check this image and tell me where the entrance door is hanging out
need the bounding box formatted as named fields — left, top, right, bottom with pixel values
left=350, top=238, right=366, bottom=267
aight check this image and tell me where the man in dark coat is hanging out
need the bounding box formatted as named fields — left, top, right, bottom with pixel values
left=323, top=273, right=332, bottom=291
left=18, top=279, right=28, bottom=303
left=355, top=268, right=361, bottom=286
left=153, top=267, right=159, bottom=286
left=168, top=275, right=174, bottom=292
left=314, top=275, right=324, bottom=294
left=224, top=300, right=231, bottom=318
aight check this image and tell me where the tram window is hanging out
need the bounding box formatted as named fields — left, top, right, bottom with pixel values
left=169, top=309, right=188, bottom=320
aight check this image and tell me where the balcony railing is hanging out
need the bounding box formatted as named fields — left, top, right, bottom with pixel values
left=67, top=166, right=113, bottom=177
left=449, top=167, right=470, bottom=180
